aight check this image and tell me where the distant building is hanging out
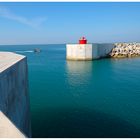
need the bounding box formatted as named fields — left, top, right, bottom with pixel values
left=66, top=37, right=93, bottom=60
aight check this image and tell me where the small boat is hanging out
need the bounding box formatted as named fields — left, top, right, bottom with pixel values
left=34, top=48, right=41, bottom=53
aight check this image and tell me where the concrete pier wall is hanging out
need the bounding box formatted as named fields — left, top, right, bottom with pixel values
left=0, top=52, right=31, bottom=138
left=66, top=43, right=114, bottom=60
left=66, top=44, right=93, bottom=60
left=92, top=43, right=114, bottom=59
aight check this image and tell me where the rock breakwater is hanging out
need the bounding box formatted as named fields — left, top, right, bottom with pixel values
left=109, top=43, right=140, bottom=58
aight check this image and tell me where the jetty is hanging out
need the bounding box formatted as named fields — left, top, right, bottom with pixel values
left=109, top=43, right=140, bottom=58
left=0, top=52, right=31, bottom=138
left=66, top=38, right=140, bottom=60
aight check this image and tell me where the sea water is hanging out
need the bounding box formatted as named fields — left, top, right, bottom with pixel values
left=0, top=44, right=140, bottom=138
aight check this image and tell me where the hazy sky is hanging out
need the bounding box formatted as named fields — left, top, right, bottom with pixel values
left=0, top=2, right=140, bottom=44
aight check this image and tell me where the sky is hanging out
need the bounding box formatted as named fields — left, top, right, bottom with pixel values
left=0, top=2, right=140, bottom=44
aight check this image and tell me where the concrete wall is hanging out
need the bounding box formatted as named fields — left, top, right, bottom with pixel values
left=97, top=43, right=114, bottom=58
left=91, top=43, right=114, bottom=59
left=92, top=44, right=99, bottom=59
left=66, top=43, right=114, bottom=60
left=66, top=44, right=92, bottom=60
left=0, top=52, right=31, bottom=138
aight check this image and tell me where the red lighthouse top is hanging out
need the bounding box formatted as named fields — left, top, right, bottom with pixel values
left=79, top=37, right=87, bottom=44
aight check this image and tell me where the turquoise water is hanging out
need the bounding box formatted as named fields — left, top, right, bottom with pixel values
left=1, top=44, right=140, bottom=137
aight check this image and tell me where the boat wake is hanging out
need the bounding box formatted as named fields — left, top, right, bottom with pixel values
left=15, top=50, right=34, bottom=53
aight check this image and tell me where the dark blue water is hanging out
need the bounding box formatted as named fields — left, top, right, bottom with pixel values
left=1, top=44, right=140, bottom=138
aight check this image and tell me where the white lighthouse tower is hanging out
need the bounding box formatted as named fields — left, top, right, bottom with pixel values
left=66, top=37, right=93, bottom=60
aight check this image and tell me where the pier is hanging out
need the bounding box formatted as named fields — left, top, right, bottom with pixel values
left=66, top=38, right=140, bottom=60
left=0, top=52, right=31, bottom=138
left=66, top=37, right=114, bottom=60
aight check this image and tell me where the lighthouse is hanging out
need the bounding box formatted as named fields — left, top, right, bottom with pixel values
left=66, top=37, right=93, bottom=60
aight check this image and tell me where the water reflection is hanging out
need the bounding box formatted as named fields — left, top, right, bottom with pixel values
left=66, top=61, right=93, bottom=87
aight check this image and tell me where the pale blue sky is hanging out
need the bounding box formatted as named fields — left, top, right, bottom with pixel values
left=0, top=2, right=140, bottom=44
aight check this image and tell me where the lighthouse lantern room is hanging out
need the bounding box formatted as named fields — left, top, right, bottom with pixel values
left=79, top=37, right=87, bottom=44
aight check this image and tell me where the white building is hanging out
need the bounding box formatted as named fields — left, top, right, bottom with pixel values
left=66, top=44, right=93, bottom=60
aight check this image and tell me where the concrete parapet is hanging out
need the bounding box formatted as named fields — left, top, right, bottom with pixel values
left=0, top=52, right=31, bottom=138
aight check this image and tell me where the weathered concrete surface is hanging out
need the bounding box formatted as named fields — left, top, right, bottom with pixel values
left=66, top=44, right=93, bottom=60
left=0, top=52, right=31, bottom=138
left=92, top=43, right=114, bottom=59
left=66, top=43, right=114, bottom=60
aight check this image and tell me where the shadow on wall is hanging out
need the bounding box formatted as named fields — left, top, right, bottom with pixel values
left=31, top=107, right=140, bottom=138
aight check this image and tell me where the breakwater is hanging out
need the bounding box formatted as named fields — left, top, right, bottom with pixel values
left=109, top=43, right=140, bottom=58
left=87, top=43, right=140, bottom=59
left=0, top=52, right=31, bottom=138
left=66, top=43, right=140, bottom=60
